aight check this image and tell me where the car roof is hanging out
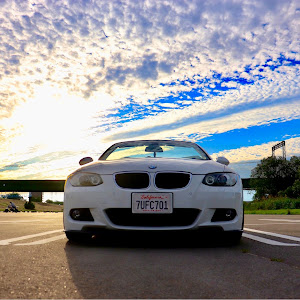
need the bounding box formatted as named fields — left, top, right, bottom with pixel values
left=109, top=139, right=197, bottom=147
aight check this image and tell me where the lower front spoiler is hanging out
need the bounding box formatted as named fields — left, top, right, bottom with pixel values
left=65, top=228, right=243, bottom=246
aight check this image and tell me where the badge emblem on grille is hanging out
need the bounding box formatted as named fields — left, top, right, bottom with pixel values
left=148, top=165, right=157, bottom=169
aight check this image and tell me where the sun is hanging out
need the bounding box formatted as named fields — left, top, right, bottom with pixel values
left=5, top=84, right=102, bottom=156
left=0, top=82, right=123, bottom=179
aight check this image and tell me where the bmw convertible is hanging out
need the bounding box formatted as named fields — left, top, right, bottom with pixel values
left=64, top=140, right=243, bottom=244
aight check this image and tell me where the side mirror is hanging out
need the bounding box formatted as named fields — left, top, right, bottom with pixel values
left=79, top=157, right=93, bottom=166
left=216, top=157, right=229, bottom=166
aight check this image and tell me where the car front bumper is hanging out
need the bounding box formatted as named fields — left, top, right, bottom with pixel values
left=63, top=174, right=243, bottom=233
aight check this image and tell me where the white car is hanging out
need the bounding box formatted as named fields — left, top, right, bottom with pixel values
left=64, top=140, right=243, bottom=244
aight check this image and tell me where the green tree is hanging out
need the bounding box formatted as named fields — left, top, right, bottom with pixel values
left=250, top=156, right=300, bottom=200
left=279, top=167, right=300, bottom=198
left=7, top=193, right=22, bottom=200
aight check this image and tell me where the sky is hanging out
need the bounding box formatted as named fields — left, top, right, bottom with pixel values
left=0, top=0, right=299, bottom=180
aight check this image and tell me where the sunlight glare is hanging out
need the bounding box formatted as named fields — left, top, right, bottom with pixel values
left=7, top=85, right=100, bottom=154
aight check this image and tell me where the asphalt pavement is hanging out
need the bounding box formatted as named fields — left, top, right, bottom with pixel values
left=0, top=212, right=299, bottom=299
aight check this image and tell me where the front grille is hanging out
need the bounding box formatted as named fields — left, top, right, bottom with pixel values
left=105, top=208, right=200, bottom=227
left=115, top=173, right=149, bottom=189
left=155, top=172, right=191, bottom=189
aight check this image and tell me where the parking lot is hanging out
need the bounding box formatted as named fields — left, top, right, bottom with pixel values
left=0, top=213, right=299, bottom=299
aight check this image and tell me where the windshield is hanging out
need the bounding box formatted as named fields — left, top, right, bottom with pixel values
left=99, top=141, right=210, bottom=161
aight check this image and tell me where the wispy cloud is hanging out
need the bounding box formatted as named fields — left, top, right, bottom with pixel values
left=212, top=137, right=300, bottom=178
left=102, top=96, right=300, bottom=143
left=0, top=0, right=299, bottom=179
left=212, top=137, right=300, bottom=163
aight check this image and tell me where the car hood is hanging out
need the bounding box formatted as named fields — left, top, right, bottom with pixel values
left=74, top=158, right=235, bottom=175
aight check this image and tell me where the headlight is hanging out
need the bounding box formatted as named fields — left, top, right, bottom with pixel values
left=69, top=172, right=103, bottom=187
left=202, top=173, right=237, bottom=186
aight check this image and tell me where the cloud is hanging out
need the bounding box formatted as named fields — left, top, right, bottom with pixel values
left=0, top=0, right=299, bottom=179
left=1, top=0, right=299, bottom=106
left=211, top=137, right=300, bottom=178
left=0, top=151, right=76, bottom=173
left=102, top=94, right=300, bottom=143
left=211, top=137, right=300, bottom=163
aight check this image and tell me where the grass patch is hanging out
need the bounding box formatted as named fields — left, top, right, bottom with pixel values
left=0, top=198, right=63, bottom=212
left=244, top=197, right=300, bottom=210
left=270, top=258, right=284, bottom=263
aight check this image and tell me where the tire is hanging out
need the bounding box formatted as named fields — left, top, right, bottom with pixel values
left=241, top=205, right=244, bottom=230
left=223, top=231, right=243, bottom=245
left=65, top=231, right=92, bottom=243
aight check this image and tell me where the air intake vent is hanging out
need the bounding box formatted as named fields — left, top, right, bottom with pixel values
left=115, top=173, right=149, bottom=189
left=155, top=172, right=191, bottom=189
left=105, top=208, right=200, bottom=227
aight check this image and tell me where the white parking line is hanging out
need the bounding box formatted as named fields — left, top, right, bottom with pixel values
left=259, top=219, right=300, bottom=223
left=246, top=223, right=300, bottom=226
left=0, top=220, right=43, bottom=223
left=0, top=230, right=63, bottom=245
left=244, top=228, right=300, bottom=242
left=15, top=234, right=66, bottom=245
left=243, top=233, right=300, bottom=246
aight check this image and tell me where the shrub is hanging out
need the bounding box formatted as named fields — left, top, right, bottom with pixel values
left=24, top=201, right=35, bottom=210
left=292, top=179, right=300, bottom=197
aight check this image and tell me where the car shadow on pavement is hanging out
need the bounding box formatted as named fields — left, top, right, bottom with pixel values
left=66, top=229, right=241, bottom=248
left=64, top=231, right=244, bottom=298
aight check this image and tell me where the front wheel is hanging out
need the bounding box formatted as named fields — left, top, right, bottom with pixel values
left=222, top=231, right=243, bottom=245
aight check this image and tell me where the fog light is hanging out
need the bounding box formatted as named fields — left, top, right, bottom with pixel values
left=71, top=209, right=81, bottom=220
left=225, top=209, right=233, bottom=219
left=211, top=209, right=236, bottom=222
left=70, top=208, right=94, bottom=221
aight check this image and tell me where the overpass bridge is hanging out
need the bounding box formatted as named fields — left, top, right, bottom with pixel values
left=0, top=179, right=252, bottom=192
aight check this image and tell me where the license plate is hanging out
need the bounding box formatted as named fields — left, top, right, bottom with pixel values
left=132, top=193, right=173, bottom=214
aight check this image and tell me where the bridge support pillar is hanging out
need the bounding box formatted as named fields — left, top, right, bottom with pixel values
left=31, top=192, right=43, bottom=202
